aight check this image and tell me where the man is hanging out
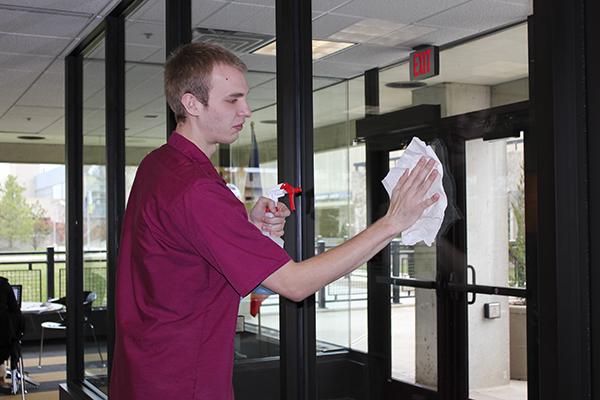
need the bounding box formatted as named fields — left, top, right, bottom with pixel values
left=110, top=42, right=439, bottom=399
left=0, top=277, right=21, bottom=393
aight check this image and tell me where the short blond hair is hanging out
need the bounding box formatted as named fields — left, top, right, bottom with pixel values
left=164, top=42, right=247, bottom=123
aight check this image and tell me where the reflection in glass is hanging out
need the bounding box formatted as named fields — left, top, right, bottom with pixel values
left=82, top=42, right=108, bottom=392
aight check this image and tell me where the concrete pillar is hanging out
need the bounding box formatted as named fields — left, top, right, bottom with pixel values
left=465, top=138, right=510, bottom=388
left=414, top=244, right=437, bottom=387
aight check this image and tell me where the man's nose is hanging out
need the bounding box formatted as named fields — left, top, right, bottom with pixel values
left=239, top=101, right=252, bottom=118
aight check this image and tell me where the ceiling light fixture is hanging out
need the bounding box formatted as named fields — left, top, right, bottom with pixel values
left=385, top=81, right=427, bottom=89
left=253, top=39, right=355, bottom=60
left=329, top=19, right=406, bottom=43
left=17, top=135, right=45, bottom=140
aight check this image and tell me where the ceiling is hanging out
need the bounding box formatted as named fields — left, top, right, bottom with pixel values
left=0, top=0, right=531, bottom=149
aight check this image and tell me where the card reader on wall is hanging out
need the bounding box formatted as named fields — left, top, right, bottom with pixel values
left=484, top=302, right=501, bottom=319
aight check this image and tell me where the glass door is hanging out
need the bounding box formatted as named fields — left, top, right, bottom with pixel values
left=363, top=102, right=530, bottom=400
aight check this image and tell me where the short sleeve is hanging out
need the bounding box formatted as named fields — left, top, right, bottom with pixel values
left=175, top=181, right=291, bottom=297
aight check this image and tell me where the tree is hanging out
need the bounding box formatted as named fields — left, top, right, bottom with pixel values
left=0, top=175, right=34, bottom=249
left=509, top=168, right=526, bottom=288
left=31, top=200, right=52, bottom=249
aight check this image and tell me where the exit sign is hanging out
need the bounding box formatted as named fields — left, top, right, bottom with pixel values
left=409, top=46, right=439, bottom=81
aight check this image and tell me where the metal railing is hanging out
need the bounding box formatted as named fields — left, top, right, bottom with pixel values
left=314, top=239, right=416, bottom=309
left=1, top=240, right=417, bottom=310
left=0, top=247, right=107, bottom=308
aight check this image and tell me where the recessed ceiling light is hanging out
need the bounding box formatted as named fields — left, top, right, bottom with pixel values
left=17, top=135, right=45, bottom=140
left=253, top=39, right=355, bottom=60
left=329, top=19, right=406, bottom=43
left=368, top=25, right=437, bottom=47
left=385, top=81, right=427, bottom=89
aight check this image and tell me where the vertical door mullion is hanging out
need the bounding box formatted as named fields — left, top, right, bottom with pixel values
left=365, top=144, right=391, bottom=399
left=437, top=135, right=468, bottom=400
left=65, top=53, right=85, bottom=384
left=105, top=12, right=125, bottom=381
left=276, top=0, right=316, bottom=399
left=165, top=0, right=191, bottom=138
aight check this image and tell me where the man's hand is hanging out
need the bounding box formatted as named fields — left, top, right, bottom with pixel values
left=384, top=156, right=440, bottom=235
left=249, top=197, right=291, bottom=237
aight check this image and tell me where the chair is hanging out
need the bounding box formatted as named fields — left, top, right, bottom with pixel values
left=38, top=291, right=105, bottom=368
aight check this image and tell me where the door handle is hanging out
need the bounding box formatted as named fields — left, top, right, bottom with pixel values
left=467, top=265, right=476, bottom=305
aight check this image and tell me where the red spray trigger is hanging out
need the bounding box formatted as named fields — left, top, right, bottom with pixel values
left=280, top=183, right=302, bottom=211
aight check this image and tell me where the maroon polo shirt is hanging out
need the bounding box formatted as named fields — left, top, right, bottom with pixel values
left=110, top=132, right=290, bottom=400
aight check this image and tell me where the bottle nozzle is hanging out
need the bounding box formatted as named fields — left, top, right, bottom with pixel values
left=280, top=183, right=302, bottom=211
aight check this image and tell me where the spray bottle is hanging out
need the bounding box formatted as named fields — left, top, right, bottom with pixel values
left=252, top=182, right=302, bottom=296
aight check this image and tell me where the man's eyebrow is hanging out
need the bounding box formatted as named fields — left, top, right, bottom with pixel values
left=227, top=92, right=246, bottom=98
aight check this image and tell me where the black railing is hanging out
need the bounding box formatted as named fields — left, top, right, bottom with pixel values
left=0, top=247, right=107, bottom=308
left=313, top=240, right=415, bottom=309
left=1, top=241, right=417, bottom=310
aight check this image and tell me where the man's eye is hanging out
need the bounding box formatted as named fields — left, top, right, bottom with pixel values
left=227, top=99, right=238, bottom=104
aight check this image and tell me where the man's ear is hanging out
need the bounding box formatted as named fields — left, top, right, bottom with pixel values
left=181, top=93, right=203, bottom=117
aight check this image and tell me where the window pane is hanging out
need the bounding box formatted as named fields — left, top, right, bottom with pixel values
left=0, top=163, right=65, bottom=302
left=391, top=287, right=437, bottom=389
left=189, top=0, right=283, bottom=372
left=388, top=148, right=438, bottom=388
left=125, top=0, right=166, bottom=200
left=82, top=39, right=108, bottom=392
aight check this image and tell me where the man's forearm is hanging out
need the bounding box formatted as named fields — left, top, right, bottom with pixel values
left=262, top=157, right=439, bottom=302
left=262, top=216, right=397, bottom=301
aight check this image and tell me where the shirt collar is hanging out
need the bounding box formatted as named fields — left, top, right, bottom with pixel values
left=167, top=131, right=212, bottom=165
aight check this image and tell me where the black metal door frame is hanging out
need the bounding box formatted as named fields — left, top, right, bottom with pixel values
left=361, top=101, right=531, bottom=400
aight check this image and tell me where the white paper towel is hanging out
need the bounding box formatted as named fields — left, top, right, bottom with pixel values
left=382, top=137, right=447, bottom=246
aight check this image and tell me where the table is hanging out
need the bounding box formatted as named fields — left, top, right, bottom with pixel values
left=20, top=301, right=65, bottom=315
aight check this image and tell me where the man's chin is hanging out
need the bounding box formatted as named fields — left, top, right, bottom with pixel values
left=223, top=133, right=240, bottom=144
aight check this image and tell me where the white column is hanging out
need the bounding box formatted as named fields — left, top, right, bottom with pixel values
left=414, top=244, right=438, bottom=387
left=465, top=138, right=510, bottom=389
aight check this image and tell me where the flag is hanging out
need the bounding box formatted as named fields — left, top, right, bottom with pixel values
left=244, top=121, right=262, bottom=203
left=250, top=290, right=270, bottom=317
left=245, top=122, right=271, bottom=316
